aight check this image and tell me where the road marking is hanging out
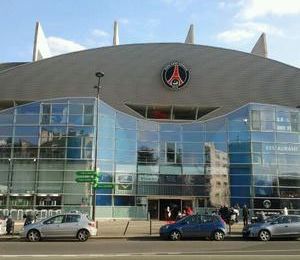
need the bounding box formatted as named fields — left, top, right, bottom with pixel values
left=1, top=249, right=300, bottom=258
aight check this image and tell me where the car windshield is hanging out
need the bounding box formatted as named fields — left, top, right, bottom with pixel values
left=264, top=215, right=280, bottom=222
left=176, top=215, right=191, bottom=223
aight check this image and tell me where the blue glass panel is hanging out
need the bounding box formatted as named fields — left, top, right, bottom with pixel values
left=182, top=164, right=204, bottom=174
left=69, top=115, right=83, bottom=125
left=138, top=141, right=158, bottom=152
left=98, top=149, right=114, bottom=160
left=254, top=175, right=278, bottom=186
left=231, top=186, right=251, bottom=197
left=228, top=120, right=249, bottom=131
left=99, top=102, right=115, bottom=117
left=15, top=115, right=40, bottom=124
left=213, top=142, right=228, bottom=152
left=251, top=132, right=275, bottom=142
left=51, top=104, right=68, bottom=114
left=160, top=124, right=181, bottom=132
left=51, top=114, right=67, bottom=124
left=15, top=126, right=39, bottom=136
left=182, top=123, right=204, bottom=132
left=206, top=118, right=226, bottom=132
left=138, top=120, right=158, bottom=131
left=253, top=165, right=277, bottom=175
left=138, top=131, right=159, bottom=141
left=278, top=154, right=300, bottom=165
left=96, top=195, right=112, bottom=205
left=276, top=133, right=299, bottom=143
left=182, top=132, right=205, bottom=142
left=182, top=142, right=204, bottom=153
left=0, top=126, right=13, bottom=136
left=229, top=154, right=251, bottom=164
left=252, top=142, right=262, bottom=153
left=68, top=126, right=93, bottom=137
left=262, top=153, right=277, bottom=165
left=16, top=103, right=40, bottom=114
left=116, top=138, right=136, bottom=151
left=160, top=131, right=181, bottom=142
left=0, top=114, right=14, bottom=125
left=230, top=175, right=251, bottom=186
left=116, top=150, right=136, bottom=163
left=137, top=164, right=159, bottom=173
left=255, top=187, right=278, bottom=197
left=83, top=114, right=94, bottom=125
left=228, top=132, right=250, bottom=142
left=100, top=115, right=115, bottom=129
left=69, top=104, right=83, bottom=114
left=116, top=129, right=136, bottom=140
left=14, top=136, right=38, bottom=147
left=206, top=132, right=227, bottom=142
left=115, top=163, right=136, bottom=172
left=42, top=126, right=67, bottom=136
left=231, top=198, right=250, bottom=208
left=97, top=161, right=113, bottom=172
left=230, top=166, right=251, bottom=175
left=182, top=153, right=204, bottom=164
left=99, top=137, right=114, bottom=150
left=114, top=196, right=135, bottom=206
left=116, top=113, right=136, bottom=129
left=229, top=142, right=251, bottom=153
left=228, top=105, right=249, bottom=120
left=159, top=165, right=182, bottom=174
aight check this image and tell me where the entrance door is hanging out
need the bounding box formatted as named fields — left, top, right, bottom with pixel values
left=160, top=199, right=181, bottom=221
left=148, top=200, right=159, bottom=220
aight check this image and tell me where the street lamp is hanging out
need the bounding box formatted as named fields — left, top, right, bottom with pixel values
left=92, top=71, right=104, bottom=221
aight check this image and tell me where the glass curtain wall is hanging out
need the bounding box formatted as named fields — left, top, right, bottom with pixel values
left=0, top=98, right=299, bottom=218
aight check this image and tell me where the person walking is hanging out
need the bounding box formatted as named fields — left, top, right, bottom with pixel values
left=283, top=207, right=288, bottom=216
left=242, top=204, right=249, bottom=227
left=6, top=215, right=14, bottom=235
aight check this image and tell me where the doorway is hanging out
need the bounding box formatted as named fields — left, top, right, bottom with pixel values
left=159, top=199, right=181, bottom=220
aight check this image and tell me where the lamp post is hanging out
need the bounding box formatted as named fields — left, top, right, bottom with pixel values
left=92, top=71, right=104, bottom=221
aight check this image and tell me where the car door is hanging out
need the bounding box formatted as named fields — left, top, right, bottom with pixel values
left=271, top=216, right=290, bottom=237
left=40, top=215, right=65, bottom=237
left=180, top=215, right=199, bottom=238
left=59, top=214, right=81, bottom=237
left=288, top=216, right=300, bottom=237
left=195, top=215, right=214, bottom=237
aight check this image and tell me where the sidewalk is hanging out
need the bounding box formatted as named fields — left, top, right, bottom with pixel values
left=0, top=220, right=244, bottom=240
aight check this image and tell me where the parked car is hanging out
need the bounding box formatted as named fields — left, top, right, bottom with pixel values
left=21, top=213, right=97, bottom=242
left=0, top=218, right=6, bottom=235
left=160, top=214, right=227, bottom=241
left=243, top=215, right=300, bottom=241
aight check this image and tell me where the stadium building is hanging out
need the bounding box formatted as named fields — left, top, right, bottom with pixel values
left=0, top=22, right=300, bottom=219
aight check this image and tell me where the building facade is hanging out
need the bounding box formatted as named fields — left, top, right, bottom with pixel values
left=1, top=41, right=300, bottom=219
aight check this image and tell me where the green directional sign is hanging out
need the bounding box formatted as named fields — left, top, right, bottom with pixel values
left=75, top=170, right=115, bottom=189
left=75, top=177, right=95, bottom=183
left=97, top=183, right=114, bottom=189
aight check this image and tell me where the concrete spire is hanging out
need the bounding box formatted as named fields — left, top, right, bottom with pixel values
left=251, top=33, right=268, bottom=58
left=185, top=24, right=195, bottom=44
left=32, top=21, right=51, bottom=62
left=113, top=21, right=119, bottom=46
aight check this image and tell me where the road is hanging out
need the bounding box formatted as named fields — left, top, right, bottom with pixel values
left=0, top=238, right=299, bottom=259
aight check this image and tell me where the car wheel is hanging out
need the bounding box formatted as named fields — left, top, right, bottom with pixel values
left=77, top=229, right=89, bottom=242
left=169, top=230, right=181, bottom=241
left=27, top=229, right=41, bottom=242
left=213, top=230, right=225, bottom=241
left=258, top=230, right=271, bottom=241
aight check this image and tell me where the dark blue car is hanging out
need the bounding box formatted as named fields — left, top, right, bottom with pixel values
left=159, top=214, right=227, bottom=241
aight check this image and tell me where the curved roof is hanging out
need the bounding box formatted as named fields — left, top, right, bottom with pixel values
left=0, top=43, right=299, bottom=120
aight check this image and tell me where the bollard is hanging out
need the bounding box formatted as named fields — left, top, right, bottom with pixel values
left=123, top=221, right=130, bottom=236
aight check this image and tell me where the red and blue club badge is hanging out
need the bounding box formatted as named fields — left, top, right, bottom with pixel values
left=162, top=61, right=190, bottom=90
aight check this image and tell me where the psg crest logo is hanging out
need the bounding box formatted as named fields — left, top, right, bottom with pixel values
left=162, top=61, right=190, bottom=90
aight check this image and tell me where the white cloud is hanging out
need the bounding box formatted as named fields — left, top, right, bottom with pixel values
left=91, top=29, right=109, bottom=37
left=47, top=36, right=86, bottom=56
left=238, top=0, right=300, bottom=19
left=217, top=29, right=255, bottom=42
left=217, top=22, right=283, bottom=43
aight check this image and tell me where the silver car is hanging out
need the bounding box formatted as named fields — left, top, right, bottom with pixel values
left=21, top=213, right=97, bottom=242
left=243, top=215, right=300, bottom=241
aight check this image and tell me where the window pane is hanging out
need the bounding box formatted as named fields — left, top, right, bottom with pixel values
left=116, top=113, right=136, bottom=129
left=69, top=104, right=83, bottom=114
left=15, top=115, right=40, bottom=124
left=16, top=103, right=40, bottom=114
left=15, top=126, right=39, bottom=136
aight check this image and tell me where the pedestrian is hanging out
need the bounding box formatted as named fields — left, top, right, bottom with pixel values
left=23, top=213, right=33, bottom=226
left=283, top=207, right=288, bottom=216
left=242, top=204, right=249, bottom=226
left=6, top=215, right=14, bottom=235
left=165, top=206, right=172, bottom=221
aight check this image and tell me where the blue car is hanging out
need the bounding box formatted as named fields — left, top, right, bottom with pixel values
left=159, top=214, right=227, bottom=241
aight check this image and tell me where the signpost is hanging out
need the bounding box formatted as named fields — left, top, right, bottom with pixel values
left=75, top=170, right=114, bottom=189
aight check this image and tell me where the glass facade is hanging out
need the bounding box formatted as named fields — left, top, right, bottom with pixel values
left=0, top=98, right=299, bottom=219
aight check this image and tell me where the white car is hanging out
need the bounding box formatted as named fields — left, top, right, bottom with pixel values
left=0, top=218, right=7, bottom=235
left=21, top=213, right=97, bottom=242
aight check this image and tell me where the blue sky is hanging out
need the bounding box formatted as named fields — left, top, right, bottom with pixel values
left=0, top=0, right=300, bottom=67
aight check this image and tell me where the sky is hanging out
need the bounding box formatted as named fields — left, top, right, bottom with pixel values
left=0, top=0, right=300, bottom=68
